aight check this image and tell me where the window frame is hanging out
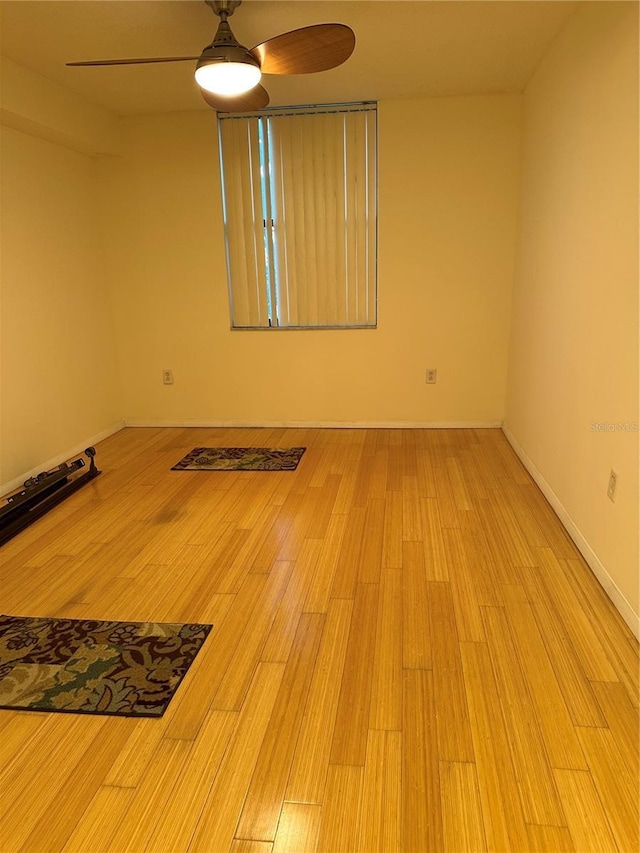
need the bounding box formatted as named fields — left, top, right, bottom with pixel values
left=217, top=102, right=379, bottom=331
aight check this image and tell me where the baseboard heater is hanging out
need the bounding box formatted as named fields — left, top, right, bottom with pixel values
left=0, top=448, right=101, bottom=547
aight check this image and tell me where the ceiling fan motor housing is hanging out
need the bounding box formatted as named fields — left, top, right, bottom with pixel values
left=197, top=42, right=259, bottom=69
left=197, top=17, right=259, bottom=73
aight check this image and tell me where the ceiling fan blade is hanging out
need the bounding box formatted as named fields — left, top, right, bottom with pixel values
left=200, top=84, right=270, bottom=113
left=250, top=23, right=355, bottom=75
left=66, top=57, right=199, bottom=67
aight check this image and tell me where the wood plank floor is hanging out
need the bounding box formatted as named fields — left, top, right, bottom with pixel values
left=0, top=426, right=638, bottom=852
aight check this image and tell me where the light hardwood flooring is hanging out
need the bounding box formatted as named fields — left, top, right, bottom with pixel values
left=0, top=426, right=638, bottom=853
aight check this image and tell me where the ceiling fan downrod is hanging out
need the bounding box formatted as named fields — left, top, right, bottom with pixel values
left=206, top=1, right=243, bottom=23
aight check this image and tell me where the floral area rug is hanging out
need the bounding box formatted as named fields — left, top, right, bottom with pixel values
left=172, top=447, right=306, bottom=472
left=0, top=615, right=212, bottom=717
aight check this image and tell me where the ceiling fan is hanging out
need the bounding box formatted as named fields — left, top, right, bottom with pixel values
left=66, top=0, right=356, bottom=112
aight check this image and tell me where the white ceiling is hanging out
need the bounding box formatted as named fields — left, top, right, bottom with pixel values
left=0, top=0, right=579, bottom=116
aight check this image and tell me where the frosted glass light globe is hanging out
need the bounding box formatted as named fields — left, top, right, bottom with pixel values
left=195, top=61, right=261, bottom=96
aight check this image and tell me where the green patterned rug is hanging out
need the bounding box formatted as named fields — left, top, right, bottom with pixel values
left=0, top=615, right=212, bottom=717
left=172, top=447, right=306, bottom=472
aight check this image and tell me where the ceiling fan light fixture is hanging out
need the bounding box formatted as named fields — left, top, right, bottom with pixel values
left=67, top=0, right=356, bottom=113
left=195, top=45, right=261, bottom=96
left=195, top=59, right=261, bottom=95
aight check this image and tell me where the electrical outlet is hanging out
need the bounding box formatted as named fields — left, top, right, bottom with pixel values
left=162, top=369, right=174, bottom=385
left=425, top=368, right=437, bottom=384
left=607, top=469, right=617, bottom=502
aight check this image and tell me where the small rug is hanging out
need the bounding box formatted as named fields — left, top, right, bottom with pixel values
left=172, top=447, right=306, bottom=472
left=0, top=615, right=212, bottom=717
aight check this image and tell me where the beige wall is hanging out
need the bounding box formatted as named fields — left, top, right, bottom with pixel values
left=0, top=56, right=120, bottom=157
left=101, top=95, right=521, bottom=426
left=505, top=2, right=639, bottom=618
left=0, top=125, right=121, bottom=487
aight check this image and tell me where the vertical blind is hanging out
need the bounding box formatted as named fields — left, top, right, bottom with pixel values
left=218, top=103, right=377, bottom=328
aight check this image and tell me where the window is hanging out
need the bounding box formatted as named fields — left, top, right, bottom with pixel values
left=218, top=103, right=377, bottom=329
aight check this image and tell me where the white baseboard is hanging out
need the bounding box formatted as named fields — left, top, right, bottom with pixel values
left=502, top=425, right=639, bottom=639
left=123, top=419, right=503, bottom=429
left=1, top=421, right=125, bottom=497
